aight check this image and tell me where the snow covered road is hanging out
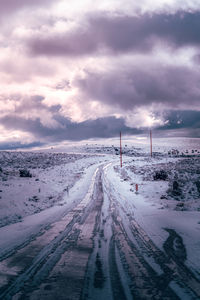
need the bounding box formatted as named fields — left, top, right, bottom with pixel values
left=0, top=158, right=200, bottom=300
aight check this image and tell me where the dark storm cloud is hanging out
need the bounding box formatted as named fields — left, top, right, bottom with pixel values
left=0, top=0, right=54, bottom=15
left=159, top=110, right=200, bottom=130
left=76, top=65, right=200, bottom=110
left=0, top=114, right=141, bottom=142
left=1, top=110, right=199, bottom=148
left=0, top=141, right=43, bottom=150
left=29, top=12, right=200, bottom=56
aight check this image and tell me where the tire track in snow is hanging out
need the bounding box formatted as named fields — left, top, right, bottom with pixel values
left=1, top=160, right=199, bottom=300
left=105, top=164, right=200, bottom=299
left=26, top=168, right=105, bottom=300
left=82, top=162, right=178, bottom=300
left=102, top=168, right=178, bottom=299
left=0, top=167, right=100, bottom=300
left=81, top=167, right=127, bottom=300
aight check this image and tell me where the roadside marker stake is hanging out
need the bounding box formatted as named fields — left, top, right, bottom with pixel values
left=150, top=129, right=153, bottom=157
left=135, top=184, right=138, bottom=194
left=120, top=131, right=122, bottom=168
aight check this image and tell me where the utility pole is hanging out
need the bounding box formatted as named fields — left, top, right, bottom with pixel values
left=150, top=129, right=153, bottom=157
left=120, top=131, right=122, bottom=167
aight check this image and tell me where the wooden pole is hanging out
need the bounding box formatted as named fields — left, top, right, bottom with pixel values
left=150, top=129, right=152, bottom=157
left=120, top=131, right=122, bottom=167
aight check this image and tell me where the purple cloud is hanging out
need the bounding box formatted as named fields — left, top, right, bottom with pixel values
left=28, top=12, right=200, bottom=57
left=76, top=64, right=200, bottom=110
left=1, top=109, right=200, bottom=148
left=0, top=114, right=140, bottom=142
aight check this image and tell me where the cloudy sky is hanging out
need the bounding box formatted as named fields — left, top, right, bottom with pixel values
left=0, top=0, right=200, bottom=149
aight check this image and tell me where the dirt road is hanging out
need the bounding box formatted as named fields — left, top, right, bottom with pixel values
left=0, top=163, right=199, bottom=300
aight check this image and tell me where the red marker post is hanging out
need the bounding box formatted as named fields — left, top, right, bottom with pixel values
left=150, top=129, right=153, bottom=158
left=135, top=184, right=138, bottom=194
left=120, top=131, right=122, bottom=168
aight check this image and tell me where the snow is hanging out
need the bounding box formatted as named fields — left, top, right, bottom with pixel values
left=0, top=141, right=200, bottom=298
left=0, top=151, right=108, bottom=227
left=108, top=155, right=200, bottom=277
left=0, top=152, right=110, bottom=258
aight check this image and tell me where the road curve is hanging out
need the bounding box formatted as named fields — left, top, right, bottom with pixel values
left=0, top=162, right=199, bottom=300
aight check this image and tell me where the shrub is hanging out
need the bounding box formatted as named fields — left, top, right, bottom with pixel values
left=172, top=180, right=182, bottom=196
left=153, top=170, right=168, bottom=181
left=19, top=169, right=32, bottom=178
left=195, top=181, right=200, bottom=195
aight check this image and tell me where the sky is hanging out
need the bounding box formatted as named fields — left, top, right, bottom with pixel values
left=0, top=0, right=200, bottom=149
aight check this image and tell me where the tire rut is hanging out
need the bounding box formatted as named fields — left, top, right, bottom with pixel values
left=0, top=167, right=101, bottom=300
left=105, top=168, right=200, bottom=299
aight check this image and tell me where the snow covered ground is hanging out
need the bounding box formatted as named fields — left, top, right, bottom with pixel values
left=0, top=143, right=199, bottom=299
left=111, top=155, right=200, bottom=278
left=0, top=151, right=107, bottom=227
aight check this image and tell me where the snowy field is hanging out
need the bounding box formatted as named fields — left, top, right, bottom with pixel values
left=0, top=139, right=200, bottom=299
left=0, top=151, right=106, bottom=227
